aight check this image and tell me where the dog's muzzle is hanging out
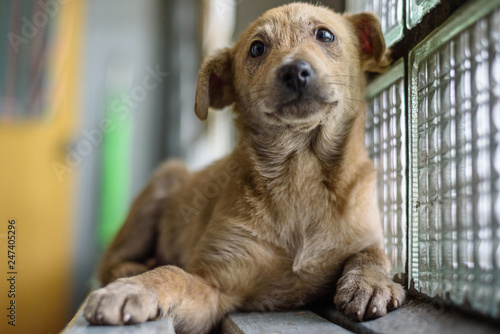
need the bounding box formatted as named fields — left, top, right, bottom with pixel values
left=278, top=60, right=314, bottom=93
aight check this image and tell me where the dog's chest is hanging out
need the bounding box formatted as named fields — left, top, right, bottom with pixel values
left=247, top=152, right=361, bottom=290
left=266, top=155, right=347, bottom=269
left=270, top=151, right=329, bottom=205
left=268, top=153, right=335, bottom=232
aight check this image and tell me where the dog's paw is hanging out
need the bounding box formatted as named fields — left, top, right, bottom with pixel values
left=334, top=268, right=405, bottom=321
left=84, top=280, right=162, bottom=325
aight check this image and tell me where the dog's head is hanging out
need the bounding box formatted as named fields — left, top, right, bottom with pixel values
left=195, top=3, right=389, bottom=131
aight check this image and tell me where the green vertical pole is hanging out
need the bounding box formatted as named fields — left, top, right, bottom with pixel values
left=98, top=63, right=134, bottom=249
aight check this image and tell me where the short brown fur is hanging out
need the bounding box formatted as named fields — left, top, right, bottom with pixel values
left=84, top=4, right=404, bottom=333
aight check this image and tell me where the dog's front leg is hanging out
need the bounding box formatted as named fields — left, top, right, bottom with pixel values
left=99, top=161, right=188, bottom=285
left=334, top=245, right=405, bottom=321
left=84, top=265, right=234, bottom=334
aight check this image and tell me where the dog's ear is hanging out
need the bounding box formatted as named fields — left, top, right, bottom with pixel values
left=346, top=12, right=391, bottom=73
left=195, top=48, right=235, bottom=121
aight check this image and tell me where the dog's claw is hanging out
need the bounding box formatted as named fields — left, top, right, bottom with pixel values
left=123, top=313, right=131, bottom=323
left=392, top=298, right=399, bottom=309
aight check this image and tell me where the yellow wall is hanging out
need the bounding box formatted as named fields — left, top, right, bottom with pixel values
left=0, top=1, right=84, bottom=333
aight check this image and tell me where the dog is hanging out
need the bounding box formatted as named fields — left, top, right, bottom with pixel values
left=83, top=3, right=404, bottom=333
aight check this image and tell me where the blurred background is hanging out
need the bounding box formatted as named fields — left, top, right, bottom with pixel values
left=0, top=0, right=343, bottom=333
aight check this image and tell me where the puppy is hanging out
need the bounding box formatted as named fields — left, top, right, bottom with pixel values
left=84, top=3, right=404, bottom=333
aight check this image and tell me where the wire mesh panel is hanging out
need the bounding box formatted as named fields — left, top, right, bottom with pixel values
left=347, top=0, right=403, bottom=47
left=407, top=0, right=440, bottom=29
left=409, top=0, right=500, bottom=318
left=365, top=60, right=406, bottom=281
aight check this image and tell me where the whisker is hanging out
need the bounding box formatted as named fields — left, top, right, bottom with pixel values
left=248, top=88, right=268, bottom=95
left=344, top=101, right=362, bottom=121
left=344, top=96, right=367, bottom=103
left=325, top=82, right=361, bottom=88
left=325, top=74, right=363, bottom=78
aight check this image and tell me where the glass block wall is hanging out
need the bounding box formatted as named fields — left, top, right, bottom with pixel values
left=365, top=60, right=407, bottom=281
left=409, top=0, right=500, bottom=318
left=407, top=0, right=440, bottom=29
left=347, top=0, right=404, bottom=47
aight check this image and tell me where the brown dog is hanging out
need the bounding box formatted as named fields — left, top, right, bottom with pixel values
left=83, top=3, right=404, bottom=333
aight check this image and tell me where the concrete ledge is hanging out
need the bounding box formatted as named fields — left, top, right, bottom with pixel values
left=222, top=310, right=353, bottom=334
left=63, top=298, right=500, bottom=334
left=61, top=304, right=175, bottom=334
left=314, top=299, right=500, bottom=334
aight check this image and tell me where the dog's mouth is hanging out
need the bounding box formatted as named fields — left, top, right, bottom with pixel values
left=265, top=96, right=339, bottom=124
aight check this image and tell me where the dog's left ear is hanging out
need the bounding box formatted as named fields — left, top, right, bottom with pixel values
left=195, top=48, right=235, bottom=121
left=346, top=12, right=392, bottom=73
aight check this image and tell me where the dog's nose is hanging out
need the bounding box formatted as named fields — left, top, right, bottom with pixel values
left=279, top=61, right=313, bottom=92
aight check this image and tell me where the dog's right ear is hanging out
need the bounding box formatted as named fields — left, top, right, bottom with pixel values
left=195, top=48, right=235, bottom=121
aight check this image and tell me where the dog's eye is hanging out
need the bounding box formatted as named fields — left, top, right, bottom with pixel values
left=315, top=28, right=335, bottom=43
left=250, top=41, right=267, bottom=57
